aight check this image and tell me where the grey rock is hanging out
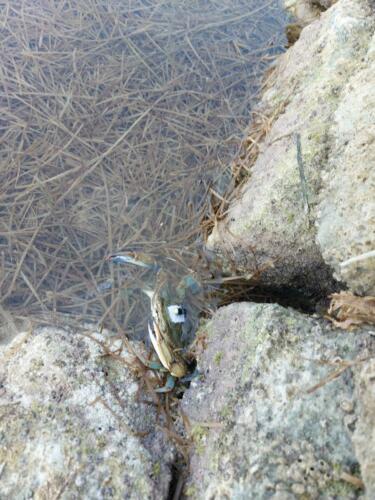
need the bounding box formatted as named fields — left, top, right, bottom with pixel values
left=316, top=41, right=375, bottom=295
left=207, top=0, right=375, bottom=295
left=182, top=302, right=374, bottom=498
left=284, top=1, right=339, bottom=24
left=284, top=0, right=322, bottom=24
left=353, top=357, right=375, bottom=499
left=0, top=325, right=175, bottom=499
left=317, top=0, right=338, bottom=8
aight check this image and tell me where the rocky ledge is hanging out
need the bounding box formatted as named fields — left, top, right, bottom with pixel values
left=208, top=0, right=375, bottom=297
left=183, top=302, right=375, bottom=498
left=0, top=326, right=175, bottom=498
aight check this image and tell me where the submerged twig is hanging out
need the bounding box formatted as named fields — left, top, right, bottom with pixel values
left=0, top=0, right=286, bottom=339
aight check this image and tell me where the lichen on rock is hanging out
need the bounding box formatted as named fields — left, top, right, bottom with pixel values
left=316, top=40, right=375, bottom=295
left=352, top=358, right=375, bottom=499
left=182, top=302, right=374, bottom=498
left=0, top=325, right=175, bottom=499
left=207, top=0, right=375, bottom=296
left=284, top=0, right=338, bottom=25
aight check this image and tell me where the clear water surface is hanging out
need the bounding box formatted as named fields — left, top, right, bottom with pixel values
left=0, top=0, right=287, bottom=341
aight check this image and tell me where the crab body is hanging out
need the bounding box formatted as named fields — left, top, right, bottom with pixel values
left=106, top=253, right=200, bottom=392
left=143, top=281, right=189, bottom=391
left=147, top=322, right=188, bottom=378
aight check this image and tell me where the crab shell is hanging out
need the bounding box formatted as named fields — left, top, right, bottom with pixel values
left=148, top=322, right=188, bottom=378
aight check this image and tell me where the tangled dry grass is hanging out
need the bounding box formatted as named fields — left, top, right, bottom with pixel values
left=0, top=0, right=286, bottom=340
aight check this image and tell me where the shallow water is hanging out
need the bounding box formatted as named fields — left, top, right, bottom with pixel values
left=0, top=0, right=287, bottom=340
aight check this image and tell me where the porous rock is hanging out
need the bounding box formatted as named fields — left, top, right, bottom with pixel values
left=285, top=0, right=338, bottom=24
left=353, top=358, right=375, bottom=499
left=0, top=325, right=175, bottom=499
left=182, top=302, right=375, bottom=498
left=284, top=0, right=321, bottom=24
left=317, top=0, right=338, bottom=8
left=316, top=42, right=375, bottom=295
left=207, top=0, right=375, bottom=295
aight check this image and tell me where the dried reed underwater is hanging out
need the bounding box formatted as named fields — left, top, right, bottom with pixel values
left=0, top=0, right=286, bottom=341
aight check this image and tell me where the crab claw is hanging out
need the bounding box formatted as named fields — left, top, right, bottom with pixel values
left=147, top=321, right=171, bottom=373
left=105, top=253, right=159, bottom=270
left=147, top=321, right=159, bottom=355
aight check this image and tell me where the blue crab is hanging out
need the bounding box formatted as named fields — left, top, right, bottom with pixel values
left=106, top=252, right=201, bottom=392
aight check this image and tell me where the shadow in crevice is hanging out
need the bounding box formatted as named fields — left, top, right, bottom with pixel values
left=215, top=279, right=341, bottom=315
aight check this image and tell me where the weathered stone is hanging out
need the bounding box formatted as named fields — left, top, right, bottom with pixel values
left=207, top=0, right=375, bottom=296
left=285, top=0, right=339, bottom=23
left=353, top=358, right=375, bottom=499
left=182, top=302, right=374, bottom=498
left=317, top=0, right=338, bottom=8
left=284, top=0, right=321, bottom=24
left=0, top=326, right=175, bottom=499
left=316, top=41, right=375, bottom=295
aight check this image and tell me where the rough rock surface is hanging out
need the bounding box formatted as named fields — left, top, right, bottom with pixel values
left=285, top=0, right=338, bottom=25
left=284, top=0, right=322, bottom=24
left=207, top=0, right=375, bottom=295
left=353, top=358, right=375, bottom=499
left=318, top=0, right=338, bottom=8
left=0, top=325, right=175, bottom=499
left=316, top=49, right=375, bottom=295
left=182, top=302, right=375, bottom=498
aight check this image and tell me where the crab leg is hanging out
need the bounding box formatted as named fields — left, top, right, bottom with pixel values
left=155, top=374, right=176, bottom=393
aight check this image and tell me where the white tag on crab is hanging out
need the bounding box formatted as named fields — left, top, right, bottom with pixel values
left=167, top=305, right=186, bottom=324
